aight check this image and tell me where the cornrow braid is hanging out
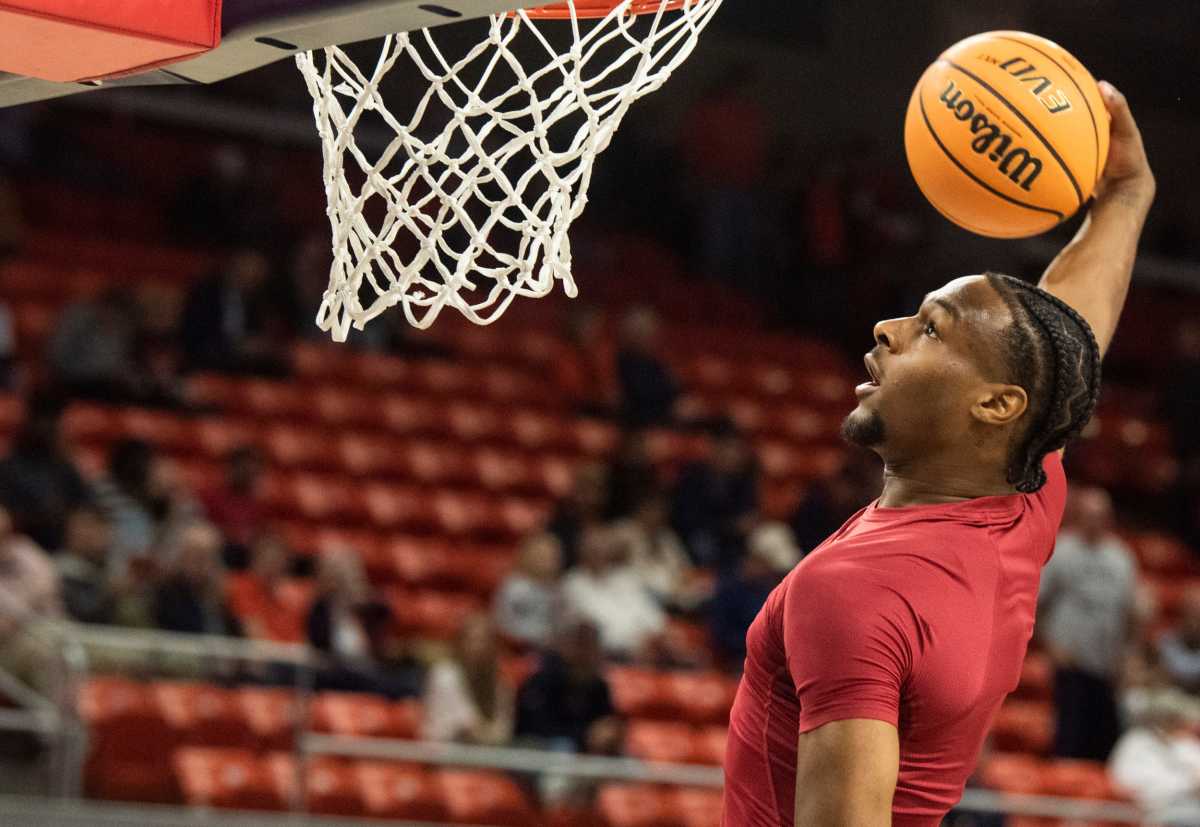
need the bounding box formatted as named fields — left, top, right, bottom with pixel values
left=985, top=272, right=1102, bottom=493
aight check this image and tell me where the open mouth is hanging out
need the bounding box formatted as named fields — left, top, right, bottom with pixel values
left=863, top=353, right=881, bottom=386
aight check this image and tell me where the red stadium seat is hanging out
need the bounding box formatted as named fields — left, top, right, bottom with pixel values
left=174, top=748, right=285, bottom=811
left=979, top=752, right=1045, bottom=795
left=607, top=667, right=673, bottom=720
left=311, top=692, right=420, bottom=740
left=663, top=672, right=736, bottom=725
left=363, top=482, right=430, bottom=532
left=990, top=700, right=1054, bottom=755
left=378, top=394, right=440, bottom=436
left=412, top=361, right=479, bottom=397
left=236, top=687, right=297, bottom=751
left=693, top=726, right=727, bottom=766
left=265, top=753, right=364, bottom=816
left=351, top=352, right=411, bottom=387
left=79, top=676, right=174, bottom=765
left=291, top=342, right=343, bottom=382
left=674, top=788, right=724, bottom=827
left=1126, top=531, right=1197, bottom=577
left=192, top=417, right=260, bottom=460
left=391, top=588, right=483, bottom=640
left=1016, top=652, right=1054, bottom=702
left=402, top=441, right=475, bottom=486
left=625, top=720, right=699, bottom=764
left=337, top=432, right=404, bottom=478
left=496, top=495, right=552, bottom=539
left=438, top=769, right=539, bottom=827
left=355, top=761, right=449, bottom=821
left=595, top=783, right=675, bottom=827
left=311, top=385, right=381, bottom=427
left=1039, top=759, right=1118, bottom=801
left=262, top=424, right=340, bottom=470
left=445, top=401, right=504, bottom=443
left=152, top=682, right=247, bottom=748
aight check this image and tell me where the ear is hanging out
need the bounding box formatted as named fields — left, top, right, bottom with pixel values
left=971, top=383, right=1028, bottom=428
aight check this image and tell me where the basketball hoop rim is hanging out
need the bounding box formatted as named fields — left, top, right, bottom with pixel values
left=517, top=0, right=700, bottom=19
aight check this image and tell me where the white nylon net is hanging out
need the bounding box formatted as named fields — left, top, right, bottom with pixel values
left=296, top=0, right=722, bottom=341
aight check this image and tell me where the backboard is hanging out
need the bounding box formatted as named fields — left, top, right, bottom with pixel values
left=0, top=0, right=539, bottom=108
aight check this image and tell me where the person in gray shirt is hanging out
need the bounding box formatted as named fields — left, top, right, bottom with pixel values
left=1037, top=486, right=1139, bottom=761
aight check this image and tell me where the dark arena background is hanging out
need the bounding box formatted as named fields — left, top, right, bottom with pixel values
left=0, top=0, right=1198, bottom=825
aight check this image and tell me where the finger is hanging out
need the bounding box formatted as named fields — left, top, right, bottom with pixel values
left=1098, top=80, right=1140, bottom=140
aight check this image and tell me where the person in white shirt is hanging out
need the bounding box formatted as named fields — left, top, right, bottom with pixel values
left=609, top=492, right=708, bottom=611
left=1109, top=687, right=1200, bottom=817
left=561, top=524, right=666, bottom=659
left=422, top=612, right=514, bottom=745
left=493, top=532, right=562, bottom=649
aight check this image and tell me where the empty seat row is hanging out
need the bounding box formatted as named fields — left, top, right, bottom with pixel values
left=93, top=748, right=540, bottom=825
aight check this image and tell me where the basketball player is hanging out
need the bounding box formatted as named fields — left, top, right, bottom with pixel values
left=722, top=82, right=1154, bottom=826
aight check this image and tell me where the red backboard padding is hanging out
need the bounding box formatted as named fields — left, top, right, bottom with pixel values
left=0, top=0, right=221, bottom=82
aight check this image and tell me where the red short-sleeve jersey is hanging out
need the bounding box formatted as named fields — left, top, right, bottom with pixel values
left=723, top=453, right=1067, bottom=827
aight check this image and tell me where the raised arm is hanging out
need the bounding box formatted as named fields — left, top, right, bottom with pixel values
left=1037, top=82, right=1155, bottom=360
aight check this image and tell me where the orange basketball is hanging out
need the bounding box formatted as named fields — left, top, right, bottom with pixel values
left=904, top=31, right=1110, bottom=238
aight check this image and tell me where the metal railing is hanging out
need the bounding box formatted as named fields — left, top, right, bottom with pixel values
left=1, top=622, right=1191, bottom=825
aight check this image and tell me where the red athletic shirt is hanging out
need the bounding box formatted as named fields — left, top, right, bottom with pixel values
left=723, top=452, right=1067, bottom=826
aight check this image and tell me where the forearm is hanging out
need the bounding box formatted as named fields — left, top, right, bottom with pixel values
left=1037, top=80, right=1155, bottom=360
left=1037, top=189, right=1152, bottom=359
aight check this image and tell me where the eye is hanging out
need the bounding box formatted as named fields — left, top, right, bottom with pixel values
left=924, top=320, right=939, bottom=339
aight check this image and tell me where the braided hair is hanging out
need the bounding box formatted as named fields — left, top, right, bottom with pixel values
left=985, top=272, right=1102, bottom=493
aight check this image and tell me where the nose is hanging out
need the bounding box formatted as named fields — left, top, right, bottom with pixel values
left=873, top=317, right=903, bottom=351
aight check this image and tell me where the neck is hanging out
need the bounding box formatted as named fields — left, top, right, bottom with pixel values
left=877, top=453, right=1015, bottom=508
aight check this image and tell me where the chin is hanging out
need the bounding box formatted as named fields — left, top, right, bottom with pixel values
left=841, top=406, right=886, bottom=448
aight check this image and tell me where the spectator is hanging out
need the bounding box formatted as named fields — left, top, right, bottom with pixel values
left=610, top=491, right=705, bottom=611
left=0, top=393, right=88, bottom=550
left=1157, top=586, right=1200, bottom=693
left=515, top=620, right=621, bottom=754
left=561, top=524, right=666, bottom=659
left=615, top=306, right=680, bottom=429
left=226, top=533, right=304, bottom=643
left=671, top=421, right=759, bottom=570
left=307, top=552, right=414, bottom=697
left=557, top=305, right=617, bottom=418
left=201, top=445, right=267, bottom=567
left=1036, top=486, right=1139, bottom=761
left=423, top=613, right=515, bottom=746
left=92, top=439, right=201, bottom=574
left=709, top=522, right=800, bottom=669
left=56, top=503, right=121, bottom=625
left=180, top=247, right=289, bottom=376
left=47, top=289, right=139, bottom=403
left=546, top=462, right=609, bottom=569
left=493, top=532, right=562, bottom=650
left=153, top=521, right=241, bottom=637
left=0, top=505, right=62, bottom=694
left=604, top=429, right=658, bottom=521
left=1109, top=687, right=1200, bottom=816
left=789, top=449, right=880, bottom=553
left=168, top=145, right=281, bottom=246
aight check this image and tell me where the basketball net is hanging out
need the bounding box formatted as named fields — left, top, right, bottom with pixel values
left=295, top=0, right=722, bottom=341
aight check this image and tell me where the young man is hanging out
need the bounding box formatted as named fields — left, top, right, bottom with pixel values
left=721, top=82, right=1155, bottom=827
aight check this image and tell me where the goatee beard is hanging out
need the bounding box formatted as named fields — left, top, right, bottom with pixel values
left=841, top=409, right=886, bottom=448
